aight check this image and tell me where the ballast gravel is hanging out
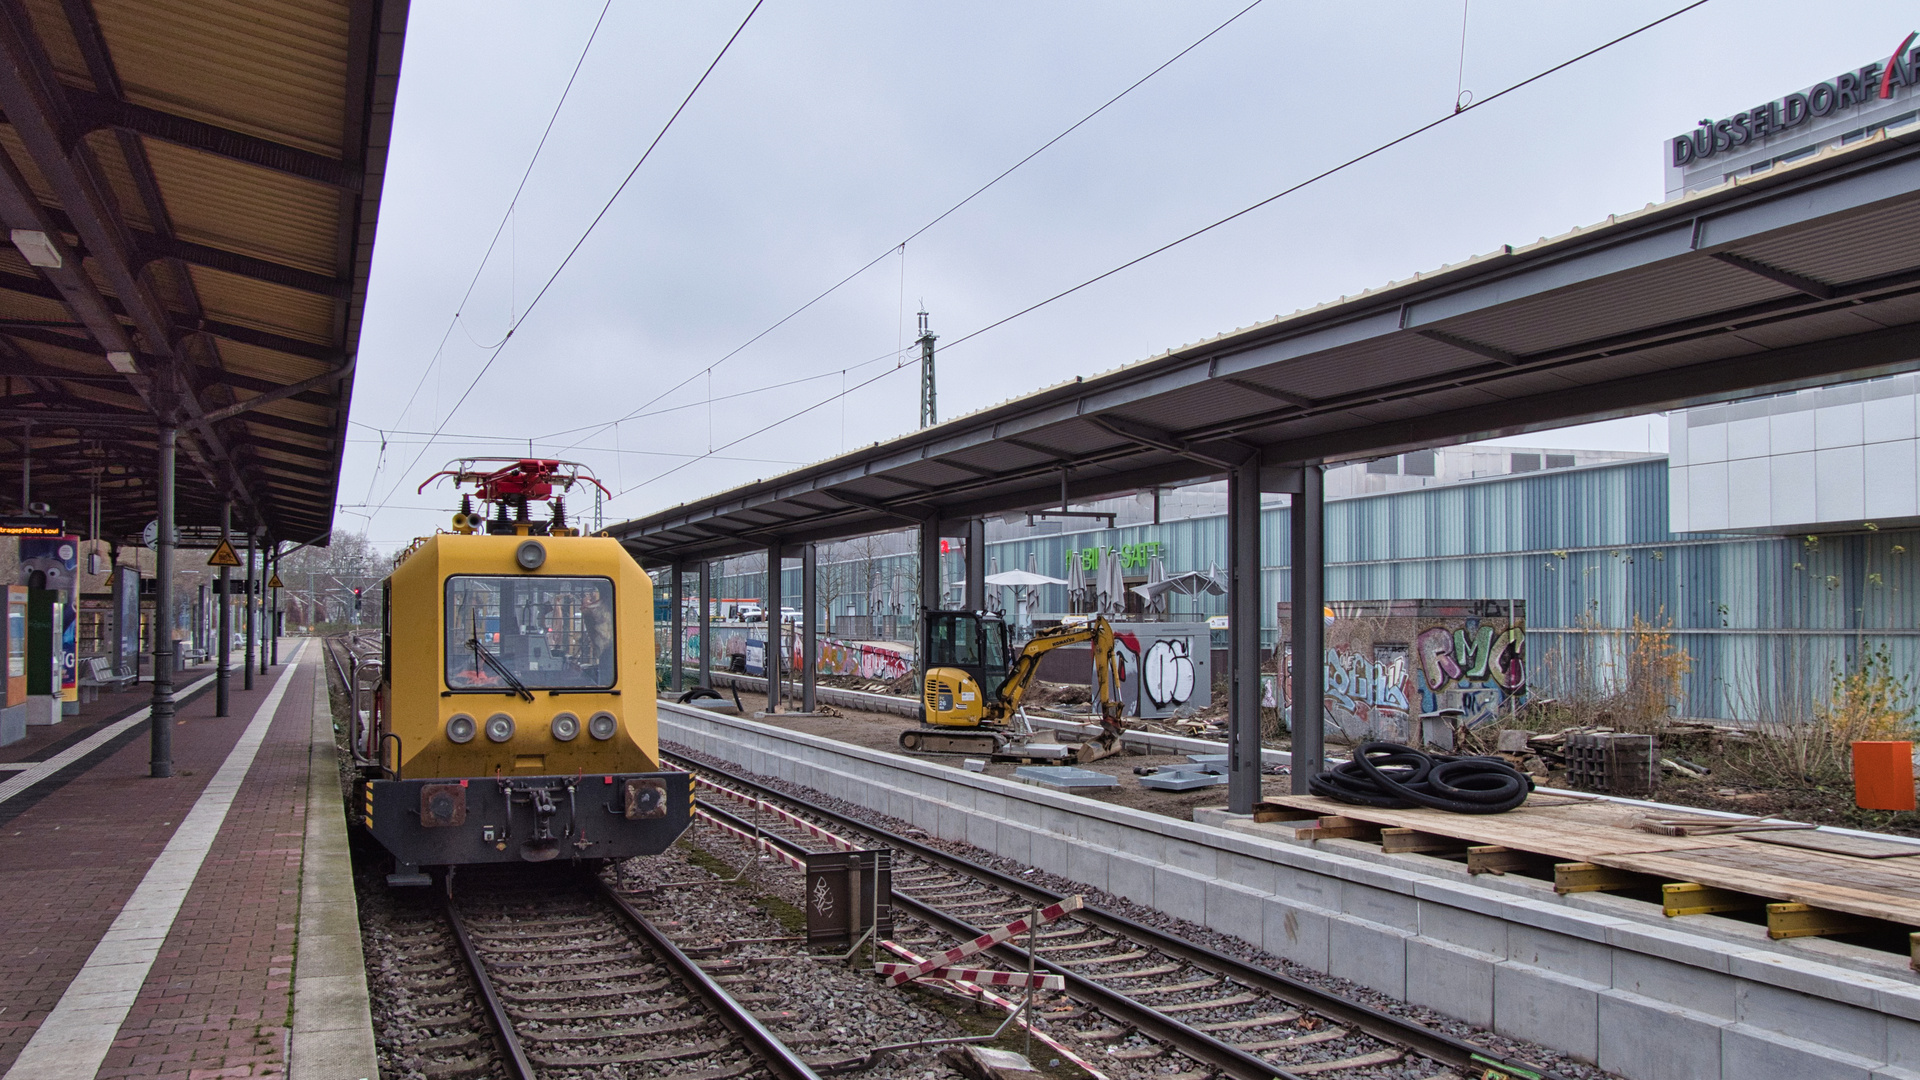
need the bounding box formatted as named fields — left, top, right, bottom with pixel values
left=666, top=740, right=1627, bottom=1080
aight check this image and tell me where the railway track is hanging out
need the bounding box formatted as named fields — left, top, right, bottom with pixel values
left=666, top=749, right=1577, bottom=1080
left=430, top=868, right=826, bottom=1080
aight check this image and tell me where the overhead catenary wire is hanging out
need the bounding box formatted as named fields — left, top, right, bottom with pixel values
left=364, top=0, right=765, bottom=527
left=598, top=1, right=1710, bottom=513
left=927, top=0, right=1712, bottom=360
left=541, top=0, right=1270, bottom=452
left=365, top=0, right=616, bottom=510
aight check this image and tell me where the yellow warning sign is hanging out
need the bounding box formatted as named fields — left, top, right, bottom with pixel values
left=207, top=539, right=242, bottom=567
left=268, top=573, right=284, bottom=589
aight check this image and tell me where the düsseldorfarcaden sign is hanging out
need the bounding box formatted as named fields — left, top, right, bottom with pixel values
left=1673, top=32, right=1919, bottom=168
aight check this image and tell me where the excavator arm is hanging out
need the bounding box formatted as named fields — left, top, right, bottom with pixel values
left=992, top=617, right=1127, bottom=763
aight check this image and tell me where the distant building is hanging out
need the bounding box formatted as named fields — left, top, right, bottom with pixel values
left=1666, top=34, right=1920, bottom=199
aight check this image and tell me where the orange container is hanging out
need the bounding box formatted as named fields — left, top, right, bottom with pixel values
left=1853, top=741, right=1916, bottom=811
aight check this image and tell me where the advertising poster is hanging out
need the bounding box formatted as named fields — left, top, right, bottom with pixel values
left=20, top=535, right=78, bottom=700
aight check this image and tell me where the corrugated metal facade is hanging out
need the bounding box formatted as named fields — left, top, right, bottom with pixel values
left=689, top=459, right=1918, bottom=720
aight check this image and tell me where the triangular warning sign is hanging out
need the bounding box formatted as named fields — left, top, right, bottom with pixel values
left=207, top=539, right=242, bottom=567
left=268, top=573, right=284, bottom=589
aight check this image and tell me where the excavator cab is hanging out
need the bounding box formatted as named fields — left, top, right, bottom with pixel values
left=920, top=610, right=1010, bottom=728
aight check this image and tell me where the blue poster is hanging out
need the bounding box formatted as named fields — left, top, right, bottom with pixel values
left=19, top=535, right=78, bottom=700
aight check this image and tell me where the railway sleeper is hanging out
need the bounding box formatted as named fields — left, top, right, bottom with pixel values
left=534, top=1037, right=740, bottom=1067
left=1194, top=1011, right=1302, bottom=1032
left=1287, top=1048, right=1404, bottom=1074
left=486, top=949, right=645, bottom=968
left=519, top=1016, right=712, bottom=1042
left=1156, top=992, right=1259, bottom=1014
left=1128, top=978, right=1222, bottom=996
left=1234, top=1026, right=1346, bottom=1052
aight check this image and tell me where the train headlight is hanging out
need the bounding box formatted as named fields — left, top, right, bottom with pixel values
left=446, top=713, right=477, bottom=744
left=588, top=711, right=618, bottom=740
left=550, top=712, right=581, bottom=741
left=485, top=713, right=516, bottom=743
left=515, top=540, right=546, bottom=571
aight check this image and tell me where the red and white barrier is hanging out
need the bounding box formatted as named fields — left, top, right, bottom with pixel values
left=881, top=896, right=1084, bottom=986
left=692, top=806, right=806, bottom=871
left=873, top=963, right=1063, bottom=990
left=877, top=939, right=1108, bottom=1080
left=694, top=776, right=859, bottom=851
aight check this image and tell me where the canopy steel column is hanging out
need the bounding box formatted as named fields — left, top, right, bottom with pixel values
left=216, top=500, right=230, bottom=717
left=1226, top=458, right=1262, bottom=813
left=243, top=531, right=255, bottom=691
left=668, top=563, right=684, bottom=694
left=802, top=543, right=817, bottom=713
left=917, top=516, right=941, bottom=613
left=764, top=542, right=782, bottom=714
left=917, top=516, right=940, bottom=699
left=1289, top=466, right=1326, bottom=793
left=272, top=541, right=282, bottom=668
left=697, top=561, right=712, bottom=688
left=964, top=518, right=985, bottom=612
left=263, top=541, right=274, bottom=668
left=149, top=419, right=176, bottom=778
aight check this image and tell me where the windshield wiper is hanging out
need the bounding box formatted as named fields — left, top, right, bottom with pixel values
left=468, top=635, right=534, bottom=701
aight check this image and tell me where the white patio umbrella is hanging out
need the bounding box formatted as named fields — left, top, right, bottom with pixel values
left=1142, top=554, right=1169, bottom=620
left=1132, top=565, right=1228, bottom=613
left=1065, top=553, right=1087, bottom=614
left=987, top=557, right=1004, bottom=615
left=983, top=569, right=1069, bottom=587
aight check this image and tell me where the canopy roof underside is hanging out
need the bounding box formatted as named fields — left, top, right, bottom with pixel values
left=0, top=0, right=406, bottom=545
left=614, top=126, right=1920, bottom=564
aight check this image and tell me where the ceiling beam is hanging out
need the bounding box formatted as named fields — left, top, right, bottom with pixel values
left=199, top=357, right=354, bottom=423
left=1087, top=414, right=1254, bottom=469
left=56, top=89, right=360, bottom=191
left=1415, top=328, right=1524, bottom=367
left=1709, top=251, right=1835, bottom=299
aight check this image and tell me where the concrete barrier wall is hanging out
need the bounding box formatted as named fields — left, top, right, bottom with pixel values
left=661, top=701, right=1920, bottom=1080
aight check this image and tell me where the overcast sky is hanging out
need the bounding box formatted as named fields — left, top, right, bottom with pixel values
left=341, top=1, right=1917, bottom=547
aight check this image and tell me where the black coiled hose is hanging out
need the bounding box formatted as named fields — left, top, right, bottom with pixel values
left=1309, top=741, right=1534, bottom=814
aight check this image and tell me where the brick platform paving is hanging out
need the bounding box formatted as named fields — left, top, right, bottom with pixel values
left=0, top=646, right=325, bottom=1080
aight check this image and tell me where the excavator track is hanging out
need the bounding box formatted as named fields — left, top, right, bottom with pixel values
left=897, top=726, right=1011, bottom=755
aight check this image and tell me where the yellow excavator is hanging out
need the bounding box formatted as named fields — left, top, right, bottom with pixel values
left=900, top=611, right=1125, bottom=764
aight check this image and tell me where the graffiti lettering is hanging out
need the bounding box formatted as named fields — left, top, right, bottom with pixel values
left=1142, top=638, right=1197, bottom=709
left=1324, top=649, right=1413, bottom=715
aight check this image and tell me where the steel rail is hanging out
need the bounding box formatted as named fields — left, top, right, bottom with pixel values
left=439, top=892, right=538, bottom=1080
left=666, top=750, right=1569, bottom=1080
left=597, top=879, right=825, bottom=1080
left=689, top=797, right=1299, bottom=1080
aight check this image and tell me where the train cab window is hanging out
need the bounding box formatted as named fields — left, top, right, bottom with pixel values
left=445, top=576, right=616, bottom=690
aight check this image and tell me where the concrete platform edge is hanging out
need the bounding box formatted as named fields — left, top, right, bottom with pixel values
left=660, top=699, right=1920, bottom=1080
left=291, top=644, right=378, bottom=1080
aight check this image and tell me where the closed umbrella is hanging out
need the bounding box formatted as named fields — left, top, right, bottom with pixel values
left=1096, top=548, right=1127, bottom=619
left=1065, top=551, right=1087, bottom=615
left=987, top=557, right=1004, bottom=615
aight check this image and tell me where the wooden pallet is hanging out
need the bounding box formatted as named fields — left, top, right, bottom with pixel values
left=1245, top=793, right=1920, bottom=933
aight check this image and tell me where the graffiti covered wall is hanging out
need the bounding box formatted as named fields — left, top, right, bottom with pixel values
left=660, top=622, right=914, bottom=683
left=1278, top=600, right=1524, bottom=748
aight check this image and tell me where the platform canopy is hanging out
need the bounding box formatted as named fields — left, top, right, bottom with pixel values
left=0, top=0, right=407, bottom=546
left=613, top=126, right=1920, bottom=565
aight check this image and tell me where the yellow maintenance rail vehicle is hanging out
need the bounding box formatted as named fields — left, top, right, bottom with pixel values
left=902, top=610, right=1125, bottom=763
left=356, top=459, right=692, bottom=887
